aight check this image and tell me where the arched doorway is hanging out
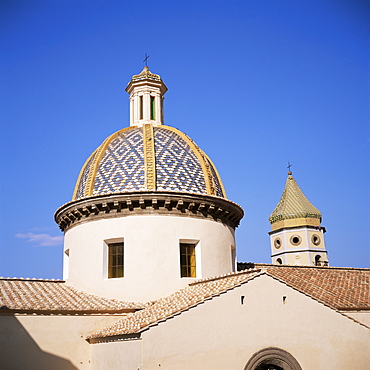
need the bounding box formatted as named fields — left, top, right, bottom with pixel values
left=244, top=347, right=302, bottom=370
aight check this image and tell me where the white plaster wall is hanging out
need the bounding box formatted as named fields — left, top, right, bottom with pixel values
left=0, top=314, right=127, bottom=370
left=127, top=275, right=370, bottom=369
left=64, top=215, right=235, bottom=302
left=344, top=311, right=370, bottom=327
left=91, top=340, right=142, bottom=370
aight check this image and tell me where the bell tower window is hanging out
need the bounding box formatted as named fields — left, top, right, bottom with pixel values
left=180, top=243, right=196, bottom=278
left=150, top=96, right=155, bottom=120
left=108, top=242, right=124, bottom=278
left=139, top=96, right=143, bottom=120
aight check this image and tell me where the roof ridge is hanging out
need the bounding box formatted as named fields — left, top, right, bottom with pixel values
left=251, top=263, right=370, bottom=271
left=189, top=268, right=262, bottom=286
left=87, top=271, right=262, bottom=340
left=0, top=277, right=64, bottom=282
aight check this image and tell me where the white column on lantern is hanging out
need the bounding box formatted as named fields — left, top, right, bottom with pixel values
left=130, top=96, right=134, bottom=126
left=143, top=90, right=150, bottom=122
left=155, top=94, right=161, bottom=124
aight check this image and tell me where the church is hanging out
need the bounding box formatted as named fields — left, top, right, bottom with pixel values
left=1, top=66, right=369, bottom=370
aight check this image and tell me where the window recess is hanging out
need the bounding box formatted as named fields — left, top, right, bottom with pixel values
left=180, top=243, right=196, bottom=278
left=150, top=96, right=155, bottom=120
left=108, top=242, right=124, bottom=278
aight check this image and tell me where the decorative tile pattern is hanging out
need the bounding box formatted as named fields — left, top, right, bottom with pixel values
left=73, top=125, right=226, bottom=199
left=75, top=152, right=96, bottom=200
left=143, top=124, right=156, bottom=190
left=270, top=174, right=322, bottom=223
left=208, top=159, right=224, bottom=197
left=93, top=129, right=145, bottom=195
left=154, top=127, right=207, bottom=194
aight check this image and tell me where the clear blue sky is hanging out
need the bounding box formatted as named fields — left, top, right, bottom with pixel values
left=1, top=0, right=369, bottom=279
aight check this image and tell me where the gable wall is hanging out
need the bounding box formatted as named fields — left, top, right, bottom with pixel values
left=91, top=339, right=142, bottom=370
left=127, top=275, right=370, bottom=369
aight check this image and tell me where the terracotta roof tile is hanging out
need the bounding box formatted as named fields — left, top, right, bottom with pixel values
left=87, top=270, right=261, bottom=339
left=265, top=265, right=370, bottom=310
left=0, top=278, right=143, bottom=312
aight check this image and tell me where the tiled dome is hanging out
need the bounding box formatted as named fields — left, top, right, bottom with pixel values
left=269, top=172, right=321, bottom=224
left=73, top=124, right=226, bottom=200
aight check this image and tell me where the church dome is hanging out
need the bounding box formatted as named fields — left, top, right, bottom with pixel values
left=73, top=124, right=226, bottom=200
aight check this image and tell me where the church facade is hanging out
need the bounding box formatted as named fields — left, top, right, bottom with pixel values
left=1, top=67, right=369, bottom=370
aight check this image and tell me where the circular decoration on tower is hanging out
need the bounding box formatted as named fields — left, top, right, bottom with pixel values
left=274, top=237, right=282, bottom=249
left=311, top=234, right=321, bottom=246
left=290, top=235, right=302, bottom=246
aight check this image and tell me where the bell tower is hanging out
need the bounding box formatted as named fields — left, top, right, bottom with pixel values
left=268, top=170, right=329, bottom=266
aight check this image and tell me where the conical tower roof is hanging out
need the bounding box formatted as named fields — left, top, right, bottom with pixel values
left=269, top=172, right=321, bottom=224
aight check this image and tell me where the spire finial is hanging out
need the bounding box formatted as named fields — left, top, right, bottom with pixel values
left=143, top=53, right=150, bottom=67
left=287, top=162, right=292, bottom=176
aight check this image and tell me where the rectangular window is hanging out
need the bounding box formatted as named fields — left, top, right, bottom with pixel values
left=180, top=243, right=196, bottom=278
left=139, top=96, right=143, bottom=120
left=231, top=245, right=236, bottom=272
left=63, top=249, right=70, bottom=280
left=108, top=242, right=124, bottom=278
left=150, top=96, right=155, bottom=120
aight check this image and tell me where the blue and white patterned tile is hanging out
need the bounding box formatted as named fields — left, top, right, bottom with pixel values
left=75, top=152, right=96, bottom=199
left=93, top=129, right=145, bottom=195
left=154, top=127, right=207, bottom=194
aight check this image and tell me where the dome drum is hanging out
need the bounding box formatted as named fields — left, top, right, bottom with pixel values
left=55, top=191, right=244, bottom=232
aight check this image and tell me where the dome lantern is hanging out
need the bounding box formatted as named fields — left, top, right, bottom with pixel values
left=125, top=66, right=168, bottom=127
left=71, top=66, right=226, bottom=201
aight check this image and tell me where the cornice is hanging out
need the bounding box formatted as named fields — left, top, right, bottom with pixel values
left=55, top=191, right=244, bottom=232
left=268, top=225, right=326, bottom=235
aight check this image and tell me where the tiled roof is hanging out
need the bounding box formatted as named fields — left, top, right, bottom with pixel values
left=0, top=278, right=143, bottom=312
left=88, top=265, right=370, bottom=340
left=269, top=173, right=321, bottom=223
left=265, top=265, right=370, bottom=311
left=87, top=269, right=261, bottom=339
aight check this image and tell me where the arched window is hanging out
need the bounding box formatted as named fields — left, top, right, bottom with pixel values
left=315, top=255, right=322, bottom=266
left=276, top=258, right=282, bottom=265
left=244, top=347, right=302, bottom=370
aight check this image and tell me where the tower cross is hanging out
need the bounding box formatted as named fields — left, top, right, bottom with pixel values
left=287, top=162, right=292, bottom=173
left=143, top=53, right=150, bottom=67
